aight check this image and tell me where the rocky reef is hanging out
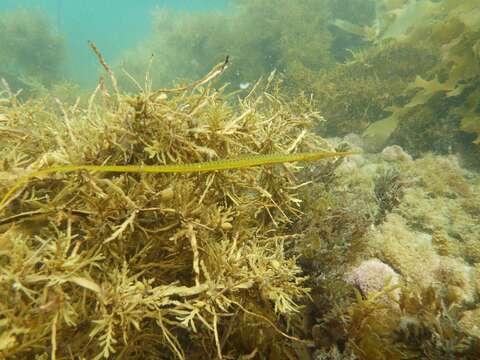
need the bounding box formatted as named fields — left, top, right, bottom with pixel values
left=300, top=139, right=480, bottom=359
left=1, top=1, right=479, bottom=359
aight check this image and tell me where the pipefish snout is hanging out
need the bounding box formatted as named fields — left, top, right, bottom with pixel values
left=0, top=150, right=353, bottom=208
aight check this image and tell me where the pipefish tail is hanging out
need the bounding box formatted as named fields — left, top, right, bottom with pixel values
left=0, top=151, right=353, bottom=208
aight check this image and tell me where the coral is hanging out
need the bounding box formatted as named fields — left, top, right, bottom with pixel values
left=297, top=138, right=480, bottom=359
left=404, top=154, right=472, bottom=198
left=397, top=154, right=480, bottom=263
left=345, top=259, right=401, bottom=301
left=369, top=156, right=479, bottom=303
left=370, top=213, right=440, bottom=290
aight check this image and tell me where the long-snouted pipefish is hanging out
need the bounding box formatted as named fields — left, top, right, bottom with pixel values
left=0, top=150, right=353, bottom=208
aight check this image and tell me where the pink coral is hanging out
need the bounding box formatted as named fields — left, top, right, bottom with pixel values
left=345, top=259, right=400, bottom=301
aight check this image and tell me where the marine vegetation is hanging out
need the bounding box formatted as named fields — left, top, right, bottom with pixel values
left=310, top=42, right=437, bottom=138
left=327, top=0, right=480, bottom=164
left=119, top=0, right=338, bottom=90
left=0, top=8, right=66, bottom=93
left=0, top=45, right=349, bottom=359
left=297, top=142, right=480, bottom=359
left=1, top=1, right=480, bottom=359
left=121, top=0, right=478, bottom=164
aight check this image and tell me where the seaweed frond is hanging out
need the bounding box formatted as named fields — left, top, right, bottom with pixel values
left=0, top=45, right=337, bottom=359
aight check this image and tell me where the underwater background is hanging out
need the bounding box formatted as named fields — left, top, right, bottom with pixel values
left=0, top=1, right=480, bottom=359
left=0, top=0, right=230, bottom=86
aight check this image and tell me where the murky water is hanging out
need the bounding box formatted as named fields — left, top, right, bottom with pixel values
left=1, top=1, right=479, bottom=359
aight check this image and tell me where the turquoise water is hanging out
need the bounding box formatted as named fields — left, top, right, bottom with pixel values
left=0, top=0, right=229, bottom=86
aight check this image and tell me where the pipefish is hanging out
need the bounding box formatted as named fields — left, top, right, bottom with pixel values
left=0, top=150, right=353, bottom=208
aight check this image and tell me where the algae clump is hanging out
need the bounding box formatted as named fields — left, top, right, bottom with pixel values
left=0, top=46, right=347, bottom=359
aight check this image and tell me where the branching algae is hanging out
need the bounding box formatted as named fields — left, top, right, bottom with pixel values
left=0, top=45, right=351, bottom=359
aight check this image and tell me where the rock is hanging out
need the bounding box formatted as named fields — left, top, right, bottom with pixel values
left=343, top=133, right=365, bottom=149
left=382, top=145, right=412, bottom=162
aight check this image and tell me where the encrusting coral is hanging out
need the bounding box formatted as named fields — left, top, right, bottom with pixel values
left=0, top=46, right=349, bottom=359
left=344, top=259, right=400, bottom=301
left=298, top=139, right=480, bottom=359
